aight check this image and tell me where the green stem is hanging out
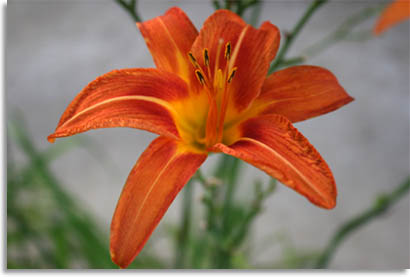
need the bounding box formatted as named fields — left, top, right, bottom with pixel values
left=8, top=209, right=64, bottom=268
left=302, top=4, right=384, bottom=59
left=269, top=0, right=328, bottom=73
left=175, top=179, right=194, bottom=268
left=8, top=118, right=114, bottom=268
left=227, top=179, right=276, bottom=249
left=315, top=177, right=410, bottom=269
left=114, top=0, right=141, bottom=22
left=236, top=0, right=259, bottom=17
left=194, top=169, right=208, bottom=186
left=215, top=156, right=241, bottom=269
left=222, top=157, right=241, bottom=232
left=249, top=0, right=263, bottom=27
left=195, top=169, right=218, bottom=234
left=212, top=0, right=221, bottom=10
left=225, top=0, right=234, bottom=10
left=275, top=56, right=306, bottom=70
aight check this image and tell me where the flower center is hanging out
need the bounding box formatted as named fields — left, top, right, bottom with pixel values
left=187, top=39, right=238, bottom=149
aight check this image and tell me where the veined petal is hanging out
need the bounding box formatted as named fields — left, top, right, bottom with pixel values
left=190, top=10, right=280, bottom=111
left=137, top=7, right=199, bottom=86
left=212, top=115, right=336, bottom=209
left=48, top=68, right=189, bottom=142
left=110, top=137, right=207, bottom=268
left=374, top=0, right=410, bottom=35
left=252, top=66, right=354, bottom=123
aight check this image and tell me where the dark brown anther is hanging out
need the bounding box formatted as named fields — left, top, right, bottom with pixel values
left=195, top=69, right=206, bottom=85
left=224, top=42, right=231, bottom=60
left=204, top=48, right=210, bottom=67
left=188, top=52, right=199, bottom=68
left=227, top=67, right=237, bottom=83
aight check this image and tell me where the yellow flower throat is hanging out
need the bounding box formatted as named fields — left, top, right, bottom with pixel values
left=185, top=39, right=238, bottom=150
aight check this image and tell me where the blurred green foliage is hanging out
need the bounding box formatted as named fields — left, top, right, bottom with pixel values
left=7, top=114, right=165, bottom=269
left=6, top=110, right=409, bottom=269
left=172, top=155, right=278, bottom=269
left=6, top=114, right=301, bottom=269
left=6, top=0, right=409, bottom=269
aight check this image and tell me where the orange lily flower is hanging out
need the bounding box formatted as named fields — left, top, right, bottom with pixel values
left=373, top=0, right=410, bottom=35
left=48, top=7, right=353, bottom=268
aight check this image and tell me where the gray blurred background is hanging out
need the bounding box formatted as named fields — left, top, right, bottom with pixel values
left=7, top=0, right=409, bottom=269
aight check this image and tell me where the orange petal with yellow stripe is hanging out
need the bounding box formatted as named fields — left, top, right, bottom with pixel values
left=252, top=66, right=354, bottom=123
left=374, top=0, right=410, bottom=35
left=137, top=7, right=199, bottom=86
left=212, top=115, right=337, bottom=209
left=190, top=9, right=280, bottom=112
left=110, top=136, right=207, bottom=268
left=48, top=68, right=189, bottom=142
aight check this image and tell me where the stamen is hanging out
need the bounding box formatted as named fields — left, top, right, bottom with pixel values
left=195, top=69, right=206, bottom=85
left=204, top=48, right=210, bottom=67
left=188, top=52, right=199, bottom=68
left=227, top=67, right=237, bottom=83
left=224, top=42, right=231, bottom=60
left=216, top=69, right=224, bottom=89
left=228, top=26, right=249, bottom=72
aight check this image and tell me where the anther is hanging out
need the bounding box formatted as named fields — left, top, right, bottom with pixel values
left=188, top=52, right=199, bottom=68
left=227, top=67, right=237, bottom=83
left=224, top=42, right=231, bottom=60
left=204, top=48, right=210, bottom=67
left=195, top=69, right=206, bottom=85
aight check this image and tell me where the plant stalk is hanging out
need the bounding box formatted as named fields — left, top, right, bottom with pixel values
left=269, top=0, right=328, bottom=73
left=315, top=177, right=410, bottom=268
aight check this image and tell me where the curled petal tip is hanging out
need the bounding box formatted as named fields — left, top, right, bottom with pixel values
left=214, top=115, right=338, bottom=210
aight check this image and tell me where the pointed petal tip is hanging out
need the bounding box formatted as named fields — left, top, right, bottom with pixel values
left=109, top=137, right=207, bottom=269
left=373, top=21, right=387, bottom=36
left=110, top=242, right=137, bottom=269
left=47, top=134, right=56, bottom=143
left=373, top=0, right=410, bottom=36
left=342, top=94, right=355, bottom=107
left=314, top=182, right=337, bottom=210
left=255, top=65, right=355, bottom=122
left=110, top=248, right=130, bottom=269
left=373, top=26, right=383, bottom=36
left=318, top=195, right=337, bottom=210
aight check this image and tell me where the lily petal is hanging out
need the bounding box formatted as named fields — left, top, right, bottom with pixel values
left=212, top=115, right=336, bottom=209
left=137, top=7, right=199, bottom=85
left=190, top=9, right=280, bottom=111
left=374, top=0, right=410, bottom=35
left=110, top=137, right=207, bottom=268
left=48, top=68, right=189, bottom=142
left=252, top=66, right=354, bottom=123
